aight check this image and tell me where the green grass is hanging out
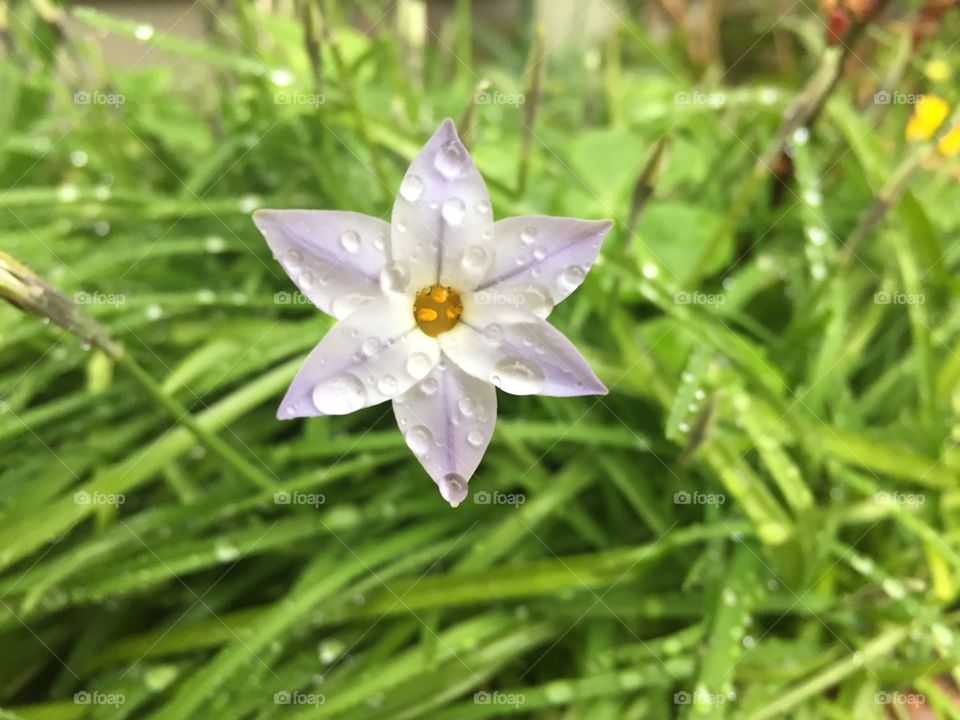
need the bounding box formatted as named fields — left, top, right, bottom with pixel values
left=2, top=1, right=960, bottom=718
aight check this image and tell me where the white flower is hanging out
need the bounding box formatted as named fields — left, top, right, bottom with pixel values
left=254, top=120, right=611, bottom=507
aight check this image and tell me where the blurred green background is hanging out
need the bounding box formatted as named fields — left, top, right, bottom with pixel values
left=2, top=0, right=960, bottom=717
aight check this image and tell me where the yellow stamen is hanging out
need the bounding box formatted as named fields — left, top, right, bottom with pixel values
left=414, top=284, right=463, bottom=337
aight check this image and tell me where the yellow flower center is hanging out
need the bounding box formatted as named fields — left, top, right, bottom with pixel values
left=413, top=284, right=463, bottom=337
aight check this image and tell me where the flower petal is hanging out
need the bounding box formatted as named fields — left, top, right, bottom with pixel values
left=474, top=216, right=612, bottom=316
left=254, top=209, right=389, bottom=318
left=393, top=358, right=496, bottom=508
left=389, top=119, right=494, bottom=292
left=439, top=304, right=607, bottom=397
left=278, top=296, right=440, bottom=419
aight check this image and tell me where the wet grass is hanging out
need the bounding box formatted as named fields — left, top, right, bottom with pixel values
left=1, top=1, right=960, bottom=718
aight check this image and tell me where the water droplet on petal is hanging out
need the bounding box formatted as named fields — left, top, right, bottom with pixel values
left=400, top=174, right=424, bottom=202
left=380, top=261, right=411, bottom=293
left=477, top=199, right=490, bottom=213
left=491, top=357, right=544, bottom=394
left=441, top=197, right=466, bottom=226
left=282, top=251, right=301, bottom=271
left=439, top=473, right=468, bottom=507
left=467, top=430, right=484, bottom=447
left=483, top=324, right=503, bottom=346
left=533, top=246, right=547, bottom=261
left=420, top=377, right=439, bottom=395
left=312, top=374, right=367, bottom=414
left=407, top=352, right=433, bottom=380
left=340, top=230, right=361, bottom=253
left=299, top=272, right=315, bottom=289
left=406, top=425, right=433, bottom=455
left=460, top=245, right=490, bottom=275
left=458, top=396, right=476, bottom=417
left=559, top=265, right=585, bottom=292
left=434, top=142, right=466, bottom=178
left=520, top=227, right=538, bottom=246
left=377, top=375, right=398, bottom=396
left=331, top=293, right=369, bottom=319
left=361, top=337, right=381, bottom=357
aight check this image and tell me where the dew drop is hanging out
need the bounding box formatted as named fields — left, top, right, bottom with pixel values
left=340, top=230, right=361, bottom=253
left=134, top=23, right=155, bottom=41
left=458, top=396, right=476, bottom=417
left=559, top=265, right=585, bottom=292
left=439, top=473, right=468, bottom=507
left=482, top=324, right=503, bottom=346
left=145, top=304, right=163, bottom=320
left=299, top=272, right=315, bottom=289
left=361, top=337, right=381, bottom=357
left=460, top=245, right=490, bottom=275
left=400, top=174, right=424, bottom=202
left=491, top=357, right=544, bottom=394
left=214, top=540, right=240, bottom=563
left=403, top=352, right=432, bottom=381
left=377, top=375, right=398, bottom=396
left=520, top=227, right=538, bottom=246
left=380, top=261, right=411, bottom=293
left=434, top=142, right=466, bottom=178
left=467, top=430, right=484, bottom=447
left=420, top=377, right=439, bottom=395
left=441, top=197, right=466, bottom=226
left=312, top=374, right=367, bottom=414
left=406, top=425, right=433, bottom=455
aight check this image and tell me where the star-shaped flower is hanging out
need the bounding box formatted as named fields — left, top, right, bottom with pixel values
left=253, top=119, right=611, bottom=507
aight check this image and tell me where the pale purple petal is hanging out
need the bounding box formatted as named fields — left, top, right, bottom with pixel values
left=254, top=210, right=390, bottom=319
left=474, top=216, right=612, bottom=316
left=393, top=358, right=496, bottom=507
left=278, top=296, right=440, bottom=419
left=389, top=119, right=494, bottom=292
left=439, top=304, right=607, bottom=397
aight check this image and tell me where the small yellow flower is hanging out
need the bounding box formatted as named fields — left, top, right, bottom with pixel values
left=924, top=60, right=951, bottom=83
left=939, top=126, right=960, bottom=157
left=906, top=95, right=950, bottom=142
